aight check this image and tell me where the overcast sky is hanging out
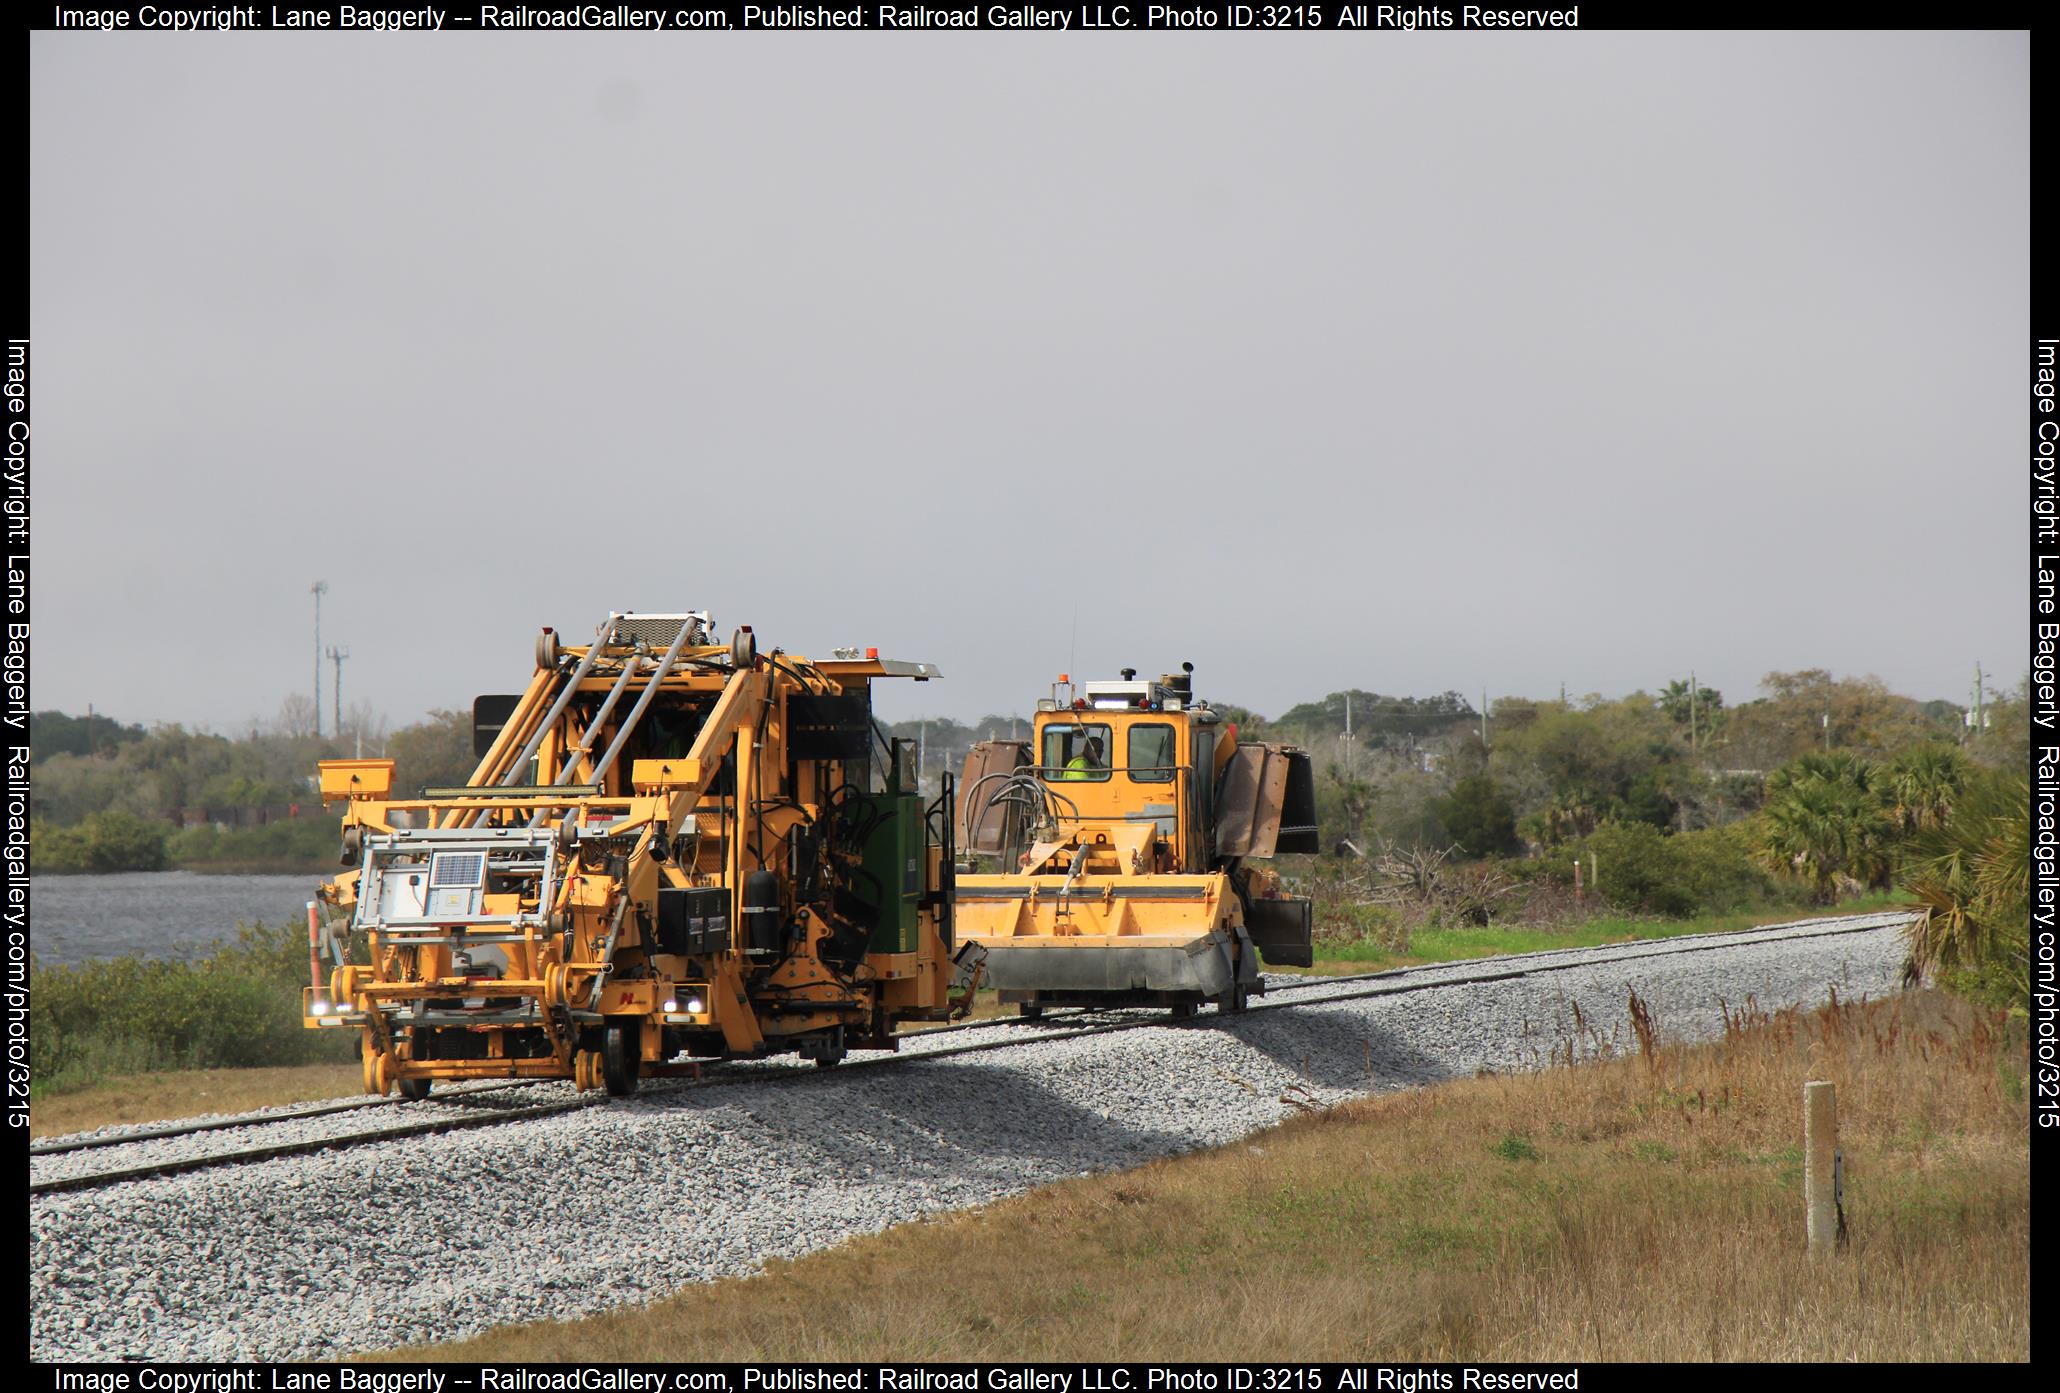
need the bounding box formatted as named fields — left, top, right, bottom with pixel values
left=29, top=31, right=2027, bottom=733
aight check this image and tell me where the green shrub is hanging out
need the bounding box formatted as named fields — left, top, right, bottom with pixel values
left=1434, top=775, right=1520, bottom=858
left=30, top=810, right=169, bottom=873
left=1314, top=901, right=1409, bottom=953
left=166, top=814, right=343, bottom=871
left=30, top=922, right=354, bottom=1095
left=1529, top=822, right=1791, bottom=918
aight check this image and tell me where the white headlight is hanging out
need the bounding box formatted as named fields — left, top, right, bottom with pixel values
left=662, top=998, right=679, bottom=1013
left=310, top=1000, right=329, bottom=1017
left=685, top=996, right=705, bottom=1014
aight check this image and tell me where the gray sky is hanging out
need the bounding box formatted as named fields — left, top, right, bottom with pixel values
left=29, top=32, right=2028, bottom=732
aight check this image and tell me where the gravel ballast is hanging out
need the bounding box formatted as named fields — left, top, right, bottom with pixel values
left=29, top=913, right=1912, bottom=1361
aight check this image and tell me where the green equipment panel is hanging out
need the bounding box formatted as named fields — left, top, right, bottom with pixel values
left=855, top=792, right=924, bottom=953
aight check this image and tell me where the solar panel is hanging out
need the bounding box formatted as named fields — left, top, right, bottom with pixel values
left=431, top=852, right=487, bottom=889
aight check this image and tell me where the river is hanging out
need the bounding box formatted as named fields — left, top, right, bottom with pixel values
left=29, top=872, right=326, bottom=966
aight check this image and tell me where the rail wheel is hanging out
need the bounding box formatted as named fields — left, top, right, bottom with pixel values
left=602, top=1024, right=639, bottom=1096
left=397, top=1076, right=432, bottom=1102
left=1169, top=998, right=1196, bottom=1020
left=1220, top=980, right=1250, bottom=1015
left=1018, top=999, right=1044, bottom=1021
left=802, top=1025, right=847, bottom=1068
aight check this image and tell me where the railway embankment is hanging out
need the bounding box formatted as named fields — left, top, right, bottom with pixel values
left=30, top=912, right=1931, bottom=1361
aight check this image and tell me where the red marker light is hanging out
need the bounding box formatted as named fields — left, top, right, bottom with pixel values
left=1059, top=673, right=1070, bottom=684
left=1073, top=698, right=1087, bottom=710
left=866, top=646, right=879, bottom=659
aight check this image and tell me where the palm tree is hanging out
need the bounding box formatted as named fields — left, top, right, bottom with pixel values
left=1898, top=768, right=2030, bottom=1002
left=1881, top=744, right=1970, bottom=834
left=1754, top=753, right=1894, bottom=901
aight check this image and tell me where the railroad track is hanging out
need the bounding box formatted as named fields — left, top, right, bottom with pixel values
left=26, top=1077, right=548, bottom=1158
left=29, top=910, right=1915, bottom=1198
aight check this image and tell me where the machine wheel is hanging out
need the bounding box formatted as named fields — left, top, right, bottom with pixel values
left=1220, top=981, right=1250, bottom=1015
left=1018, top=999, right=1044, bottom=1021
left=1169, top=998, right=1197, bottom=1020
left=602, top=1025, right=639, bottom=1097
left=396, top=1076, right=432, bottom=1102
left=731, top=626, right=757, bottom=669
left=536, top=627, right=560, bottom=670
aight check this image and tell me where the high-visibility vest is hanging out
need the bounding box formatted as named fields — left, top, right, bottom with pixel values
left=1060, top=756, right=1095, bottom=781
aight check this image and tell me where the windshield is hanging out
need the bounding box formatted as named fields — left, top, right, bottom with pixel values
left=1041, top=723, right=1112, bottom=781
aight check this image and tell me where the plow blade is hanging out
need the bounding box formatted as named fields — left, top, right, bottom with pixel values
left=975, top=929, right=1238, bottom=997
left=1243, top=897, right=1314, bottom=967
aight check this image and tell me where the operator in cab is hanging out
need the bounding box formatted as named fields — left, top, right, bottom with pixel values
left=1061, top=735, right=1106, bottom=781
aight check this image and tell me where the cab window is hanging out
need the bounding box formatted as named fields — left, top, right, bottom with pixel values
left=1041, top=723, right=1112, bottom=782
left=1128, top=724, right=1176, bottom=783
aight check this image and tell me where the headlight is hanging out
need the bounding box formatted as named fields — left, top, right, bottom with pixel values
left=662, top=998, right=679, bottom=1013
left=685, top=996, right=705, bottom=1014
left=310, top=999, right=330, bottom=1017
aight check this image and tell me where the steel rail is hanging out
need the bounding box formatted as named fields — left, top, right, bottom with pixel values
left=27, top=1079, right=547, bottom=1158
left=28, top=1097, right=599, bottom=1197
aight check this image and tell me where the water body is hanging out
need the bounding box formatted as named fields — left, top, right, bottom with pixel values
left=29, top=873, right=325, bottom=966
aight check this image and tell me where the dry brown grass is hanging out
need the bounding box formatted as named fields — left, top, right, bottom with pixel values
left=30, top=1063, right=363, bottom=1138
left=392, top=989, right=2028, bottom=1363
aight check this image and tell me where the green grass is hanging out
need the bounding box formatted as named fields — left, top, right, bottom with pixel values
left=1295, top=893, right=1908, bottom=976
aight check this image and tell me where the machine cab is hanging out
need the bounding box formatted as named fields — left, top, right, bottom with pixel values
left=1031, top=667, right=1220, bottom=876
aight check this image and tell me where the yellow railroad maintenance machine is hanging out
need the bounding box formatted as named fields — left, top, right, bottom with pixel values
left=954, top=665, right=1317, bottom=1017
left=305, top=611, right=968, bottom=1097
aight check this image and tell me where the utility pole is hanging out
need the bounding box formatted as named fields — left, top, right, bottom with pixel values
left=328, top=646, right=350, bottom=746
left=1344, top=691, right=1354, bottom=776
left=311, top=580, right=328, bottom=739
left=1689, top=671, right=1699, bottom=753
left=1972, top=662, right=1987, bottom=738
left=1481, top=689, right=1489, bottom=749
